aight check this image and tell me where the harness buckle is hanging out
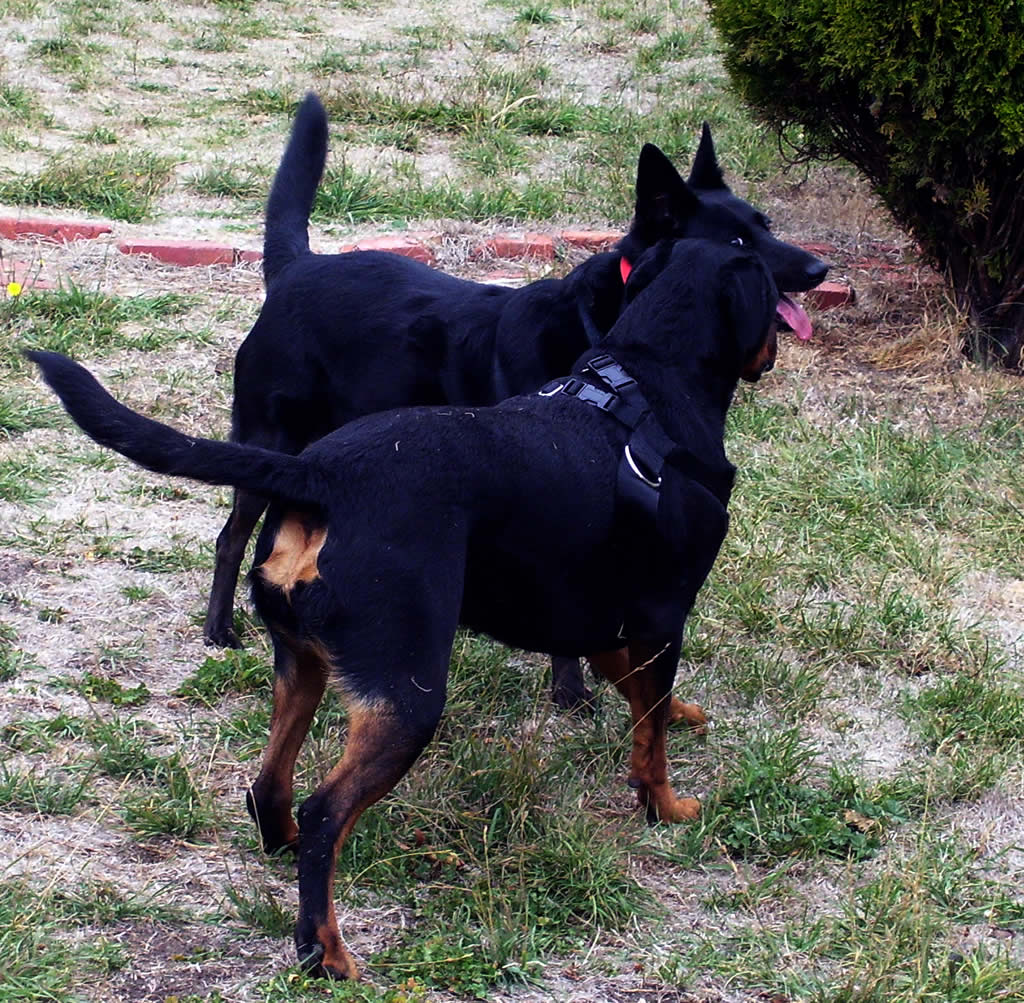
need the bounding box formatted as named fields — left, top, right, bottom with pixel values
left=587, top=354, right=637, bottom=392
left=560, top=378, right=615, bottom=411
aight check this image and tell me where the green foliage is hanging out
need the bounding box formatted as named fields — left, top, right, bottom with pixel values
left=707, top=0, right=1024, bottom=364
left=69, top=671, right=151, bottom=706
left=674, top=729, right=906, bottom=862
left=121, top=754, right=212, bottom=838
left=0, top=149, right=175, bottom=221
left=707, top=1, right=1024, bottom=157
left=0, top=764, right=91, bottom=815
left=910, top=672, right=1024, bottom=750
left=1, top=283, right=192, bottom=365
left=174, top=650, right=271, bottom=704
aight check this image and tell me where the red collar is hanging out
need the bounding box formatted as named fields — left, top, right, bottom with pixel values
left=620, top=256, right=632, bottom=284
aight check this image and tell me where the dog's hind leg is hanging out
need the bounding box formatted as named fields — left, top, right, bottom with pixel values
left=204, top=489, right=268, bottom=648
left=294, top=691, right=445, bottom=980
left=588, top=643, right=700, bottom=823
left=247, top=639, right=329, bottom=854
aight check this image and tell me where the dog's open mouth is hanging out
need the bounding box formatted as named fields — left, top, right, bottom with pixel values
left=776, top=294, right=813, bottom=341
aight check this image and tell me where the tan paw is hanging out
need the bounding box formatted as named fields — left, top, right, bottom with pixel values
left=668, top=698, right=707, bottom=733
left=662, top=796, right=701, bottom=822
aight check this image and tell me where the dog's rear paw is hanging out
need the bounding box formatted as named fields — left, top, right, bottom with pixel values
left=668, top=698, right=707, bottom=734
left=204, top=624, right=243, bottom=649
left=296, top=932, right=358, bottom=980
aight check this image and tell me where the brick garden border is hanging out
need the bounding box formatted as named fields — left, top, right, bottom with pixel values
left=0, top=213, right=873, bottom=309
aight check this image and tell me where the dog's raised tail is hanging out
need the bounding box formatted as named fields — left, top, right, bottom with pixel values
left=262, top=92, right=329, bottom=286
left=27, top=351, right=327, bottom=511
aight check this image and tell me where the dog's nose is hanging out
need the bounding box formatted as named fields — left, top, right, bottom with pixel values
left=806, top=259, right=830, bottom=285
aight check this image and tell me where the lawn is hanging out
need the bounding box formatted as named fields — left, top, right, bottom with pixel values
left=1, top=1, right=1023, bottom=1001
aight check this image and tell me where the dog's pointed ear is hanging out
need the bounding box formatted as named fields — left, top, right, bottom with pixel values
left=688, top=123, right=728, bottom=191
left=633, top=143, right=698, bottom=234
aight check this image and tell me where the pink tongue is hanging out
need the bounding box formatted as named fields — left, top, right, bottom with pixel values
left=777, top=294, right=813, bottom=341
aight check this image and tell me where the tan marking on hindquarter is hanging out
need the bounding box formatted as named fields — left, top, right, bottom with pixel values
left=258, top=513, right=327, bottom=595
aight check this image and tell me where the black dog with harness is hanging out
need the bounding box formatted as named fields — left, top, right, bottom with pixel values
left=28, top=237, right=781, bottom=982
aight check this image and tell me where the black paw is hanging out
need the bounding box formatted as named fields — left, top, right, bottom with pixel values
left=245, top=788, right=298, bottom=856
left=295, top=935, right=354, bottom=980
left=551, top=681, right=598, bottom=715
left=550, top=656, right=597, bottom=715
left=203, top=623, right=243, bottom=649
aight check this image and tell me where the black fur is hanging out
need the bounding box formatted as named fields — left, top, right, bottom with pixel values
left=29, top=237, right=779, bottom=980
left=203, top=94, right=828, bottom=714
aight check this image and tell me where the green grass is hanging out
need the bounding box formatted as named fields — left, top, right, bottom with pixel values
left=121, top=754, right=213, bottom=839
left=187, top=160, right=267, bottom=199
left=0, top=877, right=127, bottom=1000
left=0, top=764, right=91, bottom=815
left=667, top=729, right=908, bottom=863
left=0, top=625, right=41, bottom=682
left=0, top=82, right=49, bottom=126
left=0, top=457, right=51, bottom=502
left=1, top=284, right=193, bottom=365
left=0, top=150, right=176, bottom=222
left=65, top=670, right=151, bottom=707
left=174, top=649, right=271, bottom=704
left=1, top=0, right=1023, bottom=998
left=0, top=387, right=59, bottom=435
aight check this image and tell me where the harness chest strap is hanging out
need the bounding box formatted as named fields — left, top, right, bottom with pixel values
left=538, top=352, right=734, bottom=518
left=538, top=354, right=668, bottom=518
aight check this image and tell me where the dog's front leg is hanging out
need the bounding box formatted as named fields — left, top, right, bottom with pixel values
left=588, top=644, right=700, bottom=823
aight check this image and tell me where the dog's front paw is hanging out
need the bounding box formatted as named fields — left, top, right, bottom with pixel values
left=245, top=788, right=298, bottom=855
left=204, top=621, right=243, bottom=649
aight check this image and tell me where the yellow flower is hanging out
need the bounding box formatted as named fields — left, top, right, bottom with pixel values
left=5, top=281, right=22, bottom=297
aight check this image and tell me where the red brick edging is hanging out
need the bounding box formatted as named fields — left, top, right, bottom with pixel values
left=0, top=218, right=112, bottom=242
left=0, top=214, right=874, bottom=311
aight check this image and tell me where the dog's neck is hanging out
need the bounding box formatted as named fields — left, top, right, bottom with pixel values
left=585, top=343, right=736, bottom=457
left=559, top=349, right=736, bottom=510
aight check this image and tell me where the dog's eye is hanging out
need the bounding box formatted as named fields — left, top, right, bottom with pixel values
left=731, top=237, right=745, bottom=247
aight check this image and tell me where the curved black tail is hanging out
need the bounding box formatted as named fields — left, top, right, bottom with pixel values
left=27, top=351, right=328, bottom=511
left=262, top=92, right=329, bottom=286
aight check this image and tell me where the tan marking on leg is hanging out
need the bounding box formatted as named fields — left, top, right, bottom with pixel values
left=258, top=513, right=327, bottom=595
left=249, top=641, right=332, bottom=851
left=588, top=647, right=700, bottom=823
left=299, top=698, right=423, bottom=981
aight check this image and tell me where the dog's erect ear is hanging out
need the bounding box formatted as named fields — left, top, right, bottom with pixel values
left=633, top=143, right=698, bottom=234
left=622, top=239, right=677, bottom=305
left=688, top=123, right=728, bottom=191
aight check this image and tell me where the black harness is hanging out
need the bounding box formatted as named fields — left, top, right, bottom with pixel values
left=538, top=353, right=733, bottom=520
